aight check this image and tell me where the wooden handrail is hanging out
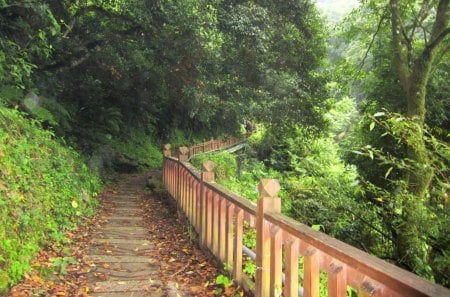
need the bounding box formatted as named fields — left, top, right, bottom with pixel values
left=161, top=151, right=450, bottom=297
left=162, top=136, right=243, bottom=160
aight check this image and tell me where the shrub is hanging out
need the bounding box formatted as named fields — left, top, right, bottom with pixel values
left=110, top=129, right=163, bottom=169
left=190, top=151, right=237, bottom=180
left=0, top=107, right=101, bottom=292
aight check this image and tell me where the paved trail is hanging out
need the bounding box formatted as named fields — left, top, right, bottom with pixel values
left=84, top=173, right=178, bottom=297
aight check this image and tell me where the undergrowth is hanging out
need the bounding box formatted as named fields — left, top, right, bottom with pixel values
left=110, top=129, right=162, bottom=169
left=0, top=107, right=101, bottom=293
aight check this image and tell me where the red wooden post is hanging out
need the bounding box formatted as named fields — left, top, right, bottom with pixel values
left=358, top=281, right=382, bottom=297
left=202, top=161, right=215, bottom=246
left=162, top=144, right=170, bottom=185
left=226, top=202, right=235, bottom=268
left=284, top=236, right=299, bottom=297
left=195, top=180, right=201, bottom=233
left=178, top=146, right=189, bottom=162
left=219, top=196, right=227, bottom=261
left=206, top=189, right=213, bottom=249
left=304, top=248, right=320, bottom=297
left=270, top=226, right=283, bottom=297
left=256, top=179, right=281, bottom=297
left=177, top=147, right=188, bottom=204
left=233, top=208, right=244, bottom=283
left=212, top=193, right=220, bottom=257
left=188, top=175, right=193, bottom=220
left=163, top=143, right=171, bottom=157
left=328, top=263, right=347, bottom=297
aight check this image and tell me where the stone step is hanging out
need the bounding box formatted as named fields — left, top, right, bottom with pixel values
left=89, top=242, right=155, bottom=256
left=108, top=200, right=141, bottom=205
left=108, top=208, right=144, bottom=216
left=92, top=229, right=148, bottom=240
left=101, top=226, right=148, bottom=232
left=86, top=255, right=158, bottom=264
left=87, top=262, right=159, bottom=281
left=93, top=222, right=149, bottom=239
left=91, top=279, right=162, bottom=293
left=108, top=194, right=141, bottom=198
left=91, top=238, right=151, bottom=245
left=90, top=291, right=163, bottom=297
left=101, top=216, right=143, bottom=220
left=100, top=217, right=144, bottom=227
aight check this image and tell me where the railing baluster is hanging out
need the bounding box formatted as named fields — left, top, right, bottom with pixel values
left=202, top=161, right=214, bottom=247
left=233, top=208, right=244, bottom=283
left=195, top=180, right=201, bottom=233
left=328, top=263, right=347, bottom=297
left=206, top=189, right=213, bottom=249
left=219, top=196, right=227, bottom=262
left=212, top=193, right=220, bottom=257
left=304, top=248, right=320, bottom=297
left=226, top=202, right=235, bottom=268
left=358, top=281, right=382, bottom=297
left=182, top=169, right=186, bottom=210
left=188, top=175, right=193, bottom=220
left=284, top=237, right=299, bottom=297
left=179, top=168, right=184, bottom=209
left=270, top=226, right=282, bottom=297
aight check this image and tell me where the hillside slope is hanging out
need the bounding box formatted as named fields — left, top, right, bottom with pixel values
left=0, top=107, right=101, bottom=293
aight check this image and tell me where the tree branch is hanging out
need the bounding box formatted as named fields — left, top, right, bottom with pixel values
left=409, top=0, right=432, bottom=42
left=421, top=0, right=450, bottom=63
left=426, top=27, right=450, bottom=53
left=390, top=0, right=411, bottom=91
left=430, top=0, right=450, bottom=40
left=354, top=10, right=387, bottom=79
left=62, top=5, right=139, bottom=38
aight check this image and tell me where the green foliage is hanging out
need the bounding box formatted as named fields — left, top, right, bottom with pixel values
left=242, top=223, right=256, bottom=249
left=167, top=129, right=190, bottom=149
left=0, top=107, right=100, bottom=292
left=191, top=151, right=237, bottom=181
left=353, top=111, right=450, bottom=282
left=242, top=257, right=256, bottom=279
left=110, top=129, right=162, bottom=169
left=51, top=256, right=77, bottom=275
left=215, top=274, right=232, bottom=288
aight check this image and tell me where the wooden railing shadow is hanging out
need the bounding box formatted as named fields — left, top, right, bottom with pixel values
left=162, top=139, right=450, bottom=297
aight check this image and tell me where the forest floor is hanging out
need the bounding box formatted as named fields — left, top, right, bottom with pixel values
left=7, top=172, right=245, bottom=297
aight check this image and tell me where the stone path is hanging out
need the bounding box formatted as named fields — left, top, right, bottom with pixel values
left=84, top=173, right=176, bottom=297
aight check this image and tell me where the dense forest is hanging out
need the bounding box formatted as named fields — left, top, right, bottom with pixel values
left=0, top=0, right=448, bottom=292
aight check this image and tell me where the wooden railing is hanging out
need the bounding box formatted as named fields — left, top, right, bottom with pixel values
left=162, top=145, right=450, bottom=297
left=162, top=136, right=242, bottom=161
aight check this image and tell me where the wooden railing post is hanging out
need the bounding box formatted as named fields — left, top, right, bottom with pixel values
left=177, top=147, right=189, bottom=204
left=201, top=161, right=215, bottom=247
left=162, top=144, right=171, bottom=185
left=178, top=146, right=189, bottom=162
left=163, top=143, right=171, bottom=157
left=256, top=179, right=281, bottom=297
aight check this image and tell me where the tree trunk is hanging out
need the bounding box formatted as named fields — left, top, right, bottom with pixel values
left=388, top=0, right=449, bottom=276
left=395, top=77, right=434, bottom=276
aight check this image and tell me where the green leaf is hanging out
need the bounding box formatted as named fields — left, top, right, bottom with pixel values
left=384, top=167, right=393, bottom=179
left=373, top=112, right=385, bottom=117
left=215, top=274, right=231, bottom=287
left=369, top=121, right=376, bottom=131
left=311, top=224, right=323, bottom=231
